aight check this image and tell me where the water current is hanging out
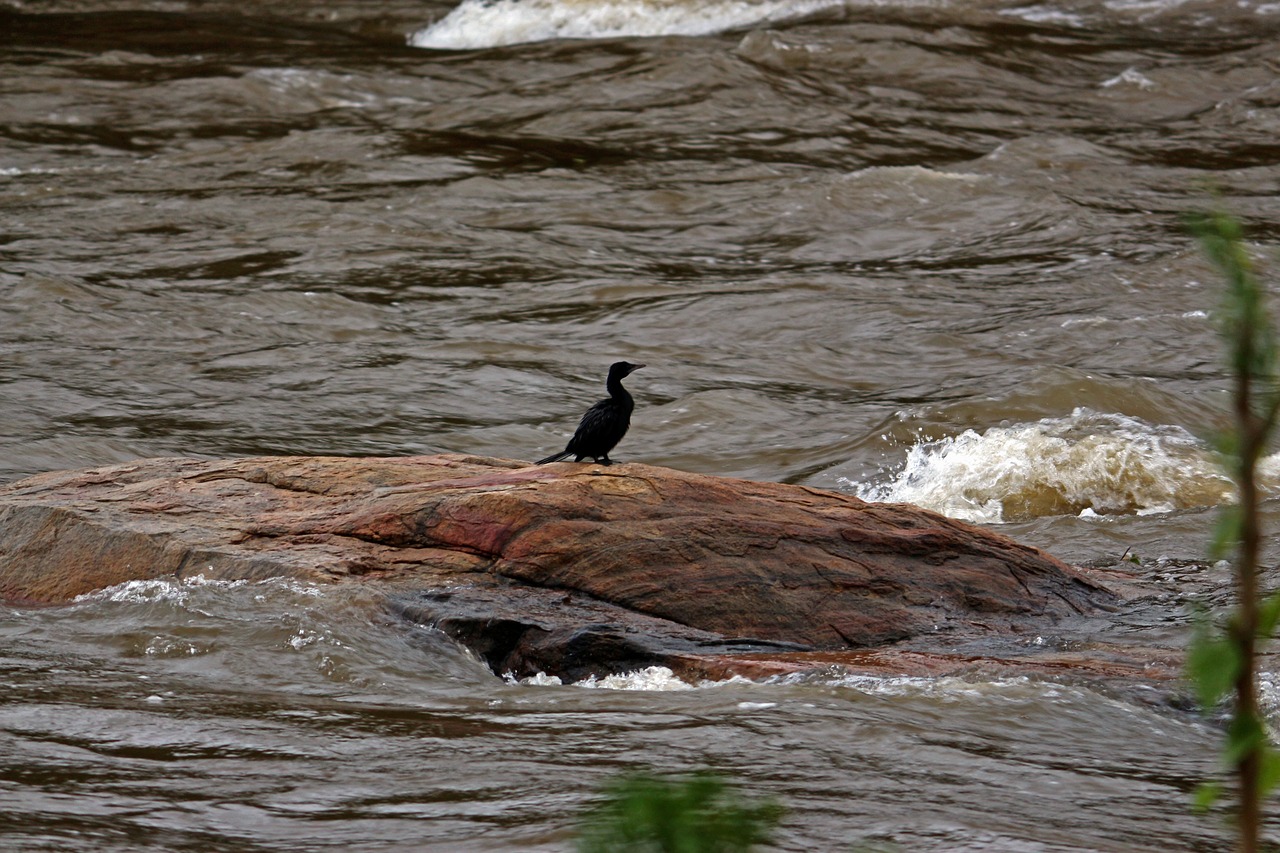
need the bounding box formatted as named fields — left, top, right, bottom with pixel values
left=3, top=0, right=1280, bottom=848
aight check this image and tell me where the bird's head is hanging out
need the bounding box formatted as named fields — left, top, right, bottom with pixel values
left=609, top=361, right=645, bottom=378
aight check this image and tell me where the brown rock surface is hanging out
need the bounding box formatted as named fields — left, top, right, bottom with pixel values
left=0, top=454, right=1120, bottom=680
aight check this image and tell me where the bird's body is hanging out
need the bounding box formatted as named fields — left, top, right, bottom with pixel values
left=537, top=361, right=645, bottom=465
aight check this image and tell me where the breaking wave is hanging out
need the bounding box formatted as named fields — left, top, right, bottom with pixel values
left=847, top=409, right=1263, bottom=523
left=409, top=0, right=846, bottom=49
left=407, top=0, right=1279, bottom=50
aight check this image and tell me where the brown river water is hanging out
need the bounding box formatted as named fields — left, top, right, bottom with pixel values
left=3, top=0, right=1280, bottom=849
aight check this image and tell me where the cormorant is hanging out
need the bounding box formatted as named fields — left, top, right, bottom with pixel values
left=537, top=361, right=645, bottom=465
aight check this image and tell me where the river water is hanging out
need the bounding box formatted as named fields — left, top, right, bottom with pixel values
left=3, top=0, right=1280, bottom=849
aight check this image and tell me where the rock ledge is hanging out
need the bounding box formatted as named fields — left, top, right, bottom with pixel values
left=0, top=454, right=1118, bottom=681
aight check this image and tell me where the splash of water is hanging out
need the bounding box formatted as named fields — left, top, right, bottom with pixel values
left=849, top=408, right=1245, bottom=523
left=514, top=665, right=697, bottom=689
left=73, top=574, right=324, bottom=605
left=409, top=0, right=845, bottom=49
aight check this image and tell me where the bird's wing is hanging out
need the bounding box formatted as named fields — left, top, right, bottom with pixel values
left=573, top=399, right=616, bottom=437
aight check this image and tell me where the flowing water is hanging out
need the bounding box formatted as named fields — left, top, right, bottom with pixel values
left=3, top=0, right=1280, bottom=848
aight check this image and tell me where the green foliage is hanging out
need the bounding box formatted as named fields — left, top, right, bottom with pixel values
left=1187, top=616, right=1241, bottom=708
left=1184, top=208, right=1279, bottom=851
left=576, top=771, right=783, bottom=853
left=1187, top=210, right=1280, bottom=447
left=1225, top=711, right=1269, bottom=766
left=1261, top=748, right=1280, bottom=795
left=1210, top=504, right=1243, bottom=562
left=1194, top=780, right=1225, bottom=813
left=1260, top=592, right=1280, bottom=639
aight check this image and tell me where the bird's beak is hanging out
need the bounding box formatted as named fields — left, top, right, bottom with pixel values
left=633, top=363, right=646, bottom=370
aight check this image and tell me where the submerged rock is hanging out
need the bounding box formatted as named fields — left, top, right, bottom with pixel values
left=0, top=454, right=1119, bottom=681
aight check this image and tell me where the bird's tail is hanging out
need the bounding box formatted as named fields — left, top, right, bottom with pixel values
left=536, top=450, right=573, bottom=464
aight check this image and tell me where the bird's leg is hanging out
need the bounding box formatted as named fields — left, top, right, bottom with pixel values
left=598, top=455, right=613, bottom=466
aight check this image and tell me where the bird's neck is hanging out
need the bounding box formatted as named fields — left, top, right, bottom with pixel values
left=607, top=374, right=633, bottom=407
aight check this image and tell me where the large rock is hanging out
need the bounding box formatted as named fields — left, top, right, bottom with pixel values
left=0, top=454, right=1119, bottom=680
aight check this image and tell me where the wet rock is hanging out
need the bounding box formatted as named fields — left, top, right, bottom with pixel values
left=391, top=584, right=813, bottom=683
left=0, top=454, right=1118, bottom=680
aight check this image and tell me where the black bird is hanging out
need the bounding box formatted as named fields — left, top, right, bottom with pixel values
left=537, top=361, right=645, bottom=465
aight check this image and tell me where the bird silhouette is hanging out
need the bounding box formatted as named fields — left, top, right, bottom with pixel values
left=537, top=361, right=645, bottom=465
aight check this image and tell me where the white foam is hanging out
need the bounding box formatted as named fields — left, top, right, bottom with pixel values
left=835, top=164, right=987, bottom=191
left=410, top=0, right=845, bottom=50
left=778, top=671, right=1092, bottom=703
left=514, top=666, right=769, bottom=690
left=847, top=409, right=1238, bottom=523
left=512, top=665, right=695, bottom=689
left=512, top=671, right=564, bottom=686
left=1101, top=67, right=1157, bottom=90
left=575, top=665, right=697, bottom=690
left=998, top=5, right=1088, bottom=26
left=73, top=574, right=236, bottom=605
left=1103, top=0, right=1194, bottom=12
left=73, top=575, right=324, bottom=605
